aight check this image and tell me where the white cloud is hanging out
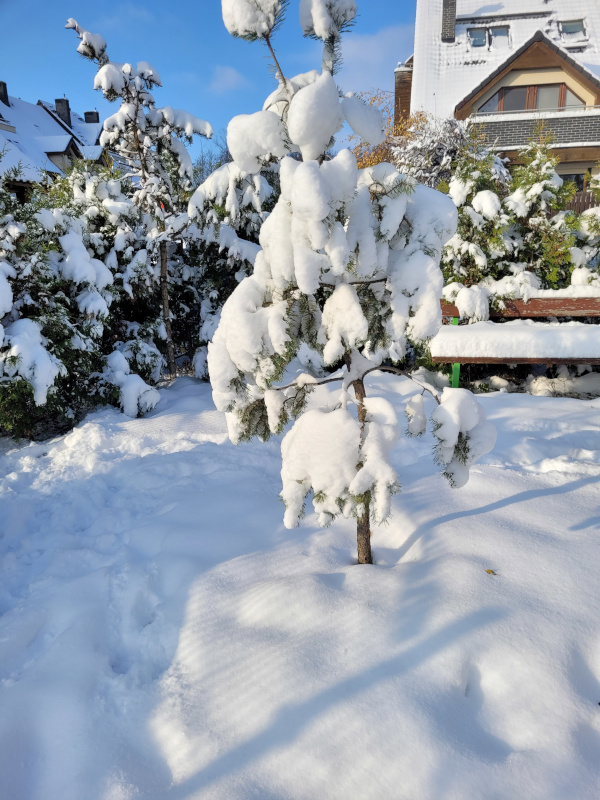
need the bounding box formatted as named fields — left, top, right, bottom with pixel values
left=210, top=65, right=253, bottom=94
left=337, top=24, right=415, bottom=94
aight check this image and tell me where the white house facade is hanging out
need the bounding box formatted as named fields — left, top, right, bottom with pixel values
left=396, top=1, right=600, bottom=198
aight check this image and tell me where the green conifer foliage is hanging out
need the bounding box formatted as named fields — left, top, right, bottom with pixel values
left=504, top=131, right=577, bottom=288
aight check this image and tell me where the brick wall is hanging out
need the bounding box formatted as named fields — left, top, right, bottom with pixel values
left=441, top=0, right=457, bottom=43
left=477, top=115, right=600, bottom=149
left=395, top=68, right=413, bottom=125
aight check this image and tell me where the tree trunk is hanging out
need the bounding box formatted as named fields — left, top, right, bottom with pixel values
left=160, top=240, right=177, bottom=379
left=356, top=497, right=372, bottom=564
left=349, top=360, right=373, bottom=565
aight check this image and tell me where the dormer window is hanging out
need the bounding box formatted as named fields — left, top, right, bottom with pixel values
left=468, top=28, right=487, bottom=48
left=490, top=27, right=510, bottom=49
left=468, top=26, right=511, bottom=49
left=559, top=20, right=586, bottom=42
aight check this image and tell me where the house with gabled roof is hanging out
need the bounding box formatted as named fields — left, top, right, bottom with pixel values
left=396, top=1, right=600, bottom=204
left=0, top=80, right=105, bottom=202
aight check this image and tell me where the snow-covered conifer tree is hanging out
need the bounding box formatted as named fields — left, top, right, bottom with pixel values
left=442, top=131, right=589, bottom=322
left=67, top=18, right=213, bottom=376
left=187, top=160, right=275, bottom=377
left=0, top=157, right=161, bottom=437
left=44, top=163, right=165, bottom=385
left=208, top=0, right=496, bottom=564
left=442, top=128, right=512, bottom=293
left=504, top=132, right=578, bottom=288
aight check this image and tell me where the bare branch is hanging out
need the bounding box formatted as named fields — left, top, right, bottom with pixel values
left=319, top=278, right=387, bottom=288
left=272, top=366, right=441, bottom=404
left=362, top=365, right=441, bottom=404
left=273, top=375, right=343, bottom=392
left=264, top=34, right=288, bottom=88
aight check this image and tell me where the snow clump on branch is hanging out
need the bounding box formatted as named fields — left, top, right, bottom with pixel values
left=222, top=0, right=285, bottom=39
left=299, top=0, right=357, bottom=40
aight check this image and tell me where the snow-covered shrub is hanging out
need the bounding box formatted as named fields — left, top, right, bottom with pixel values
left=432, top=388, right=496, bottom=487
left=503, top=137, right=578, bottom=289
left=0, top=158, right=166, bottom=438
left=440, top=129, right=592, bottom=329
left=392, top=114, right=469, bottom=190
left=441, top=127, right=512, bottom=289
left=577, top=205, right=600, bottom=270
left=208, top=0, right=495, bottom=564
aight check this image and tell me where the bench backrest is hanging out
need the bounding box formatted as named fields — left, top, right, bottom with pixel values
left=441, top=299, right=600, bottom=319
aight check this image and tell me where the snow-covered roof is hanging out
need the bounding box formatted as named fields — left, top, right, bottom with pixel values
left=457, top=0, right=559, bottom=16
left=71, top=117, right=103, bottom=147
left=79, top=145, right=103, bottom=161
left=38, top=100, right=103, bottom=148
left=33, top=135, right=72, bottom=154
left=0, top=94, right=105, bottom=184
left=0, top=130, right=61, bottom=182
left=585, top=62, right=600, bottom=78
left=410, top=0, right=600, bottom=118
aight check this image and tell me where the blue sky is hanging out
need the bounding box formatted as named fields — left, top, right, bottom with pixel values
left=0, top=0, right=416, bottom=159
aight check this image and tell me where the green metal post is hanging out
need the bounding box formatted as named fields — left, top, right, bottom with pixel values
left=451, top=317, right=460, bottom=388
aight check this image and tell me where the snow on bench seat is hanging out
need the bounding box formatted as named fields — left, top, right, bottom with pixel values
left=430, top=320, right=600, bottom=364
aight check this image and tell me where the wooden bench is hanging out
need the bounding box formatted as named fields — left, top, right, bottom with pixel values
left=431, top=298, right=600, bottom=388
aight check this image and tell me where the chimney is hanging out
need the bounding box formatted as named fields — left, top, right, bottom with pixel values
left=0, top=81, right=8, bottom=106
left=394, top=63, right=413, bottom=127
left=55, top=97, right=72, bottom=128
left=441, top=0, right=457, bottom=43
left=84, top=110, right=100, bottom=124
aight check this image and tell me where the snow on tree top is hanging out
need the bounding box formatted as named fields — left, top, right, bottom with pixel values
left=341, top=95, right=385, bottom=146
left=221, top=0, right=284, bottom=40
left=299, top=0, right=357, bottom=41
left=65, top=18, right=107, bottom=62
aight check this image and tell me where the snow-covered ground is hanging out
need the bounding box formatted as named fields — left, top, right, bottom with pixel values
left=1, top=377, right=600, bottom=800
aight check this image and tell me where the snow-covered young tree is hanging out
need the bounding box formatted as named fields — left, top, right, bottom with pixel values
left=67, top=17, right=213, bottom=376
left=208, top=0, right=496, bottom=564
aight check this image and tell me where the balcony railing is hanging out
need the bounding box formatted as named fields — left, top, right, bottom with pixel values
left=473, top=104, right=600, bottom=118
left=566, top=190, right=599, bottom=213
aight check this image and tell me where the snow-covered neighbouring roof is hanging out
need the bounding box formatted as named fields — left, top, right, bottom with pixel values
left=33, top=135, right=72, bottom=154
left=410, top=0, right=600, bottom=118
left=79, top=145, right=103, bottom=161
left=0, top=130, right=61, bottom=182
left=38, top=100, right=103, bottom=147
left=0, top=94, right=105, bottom=184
